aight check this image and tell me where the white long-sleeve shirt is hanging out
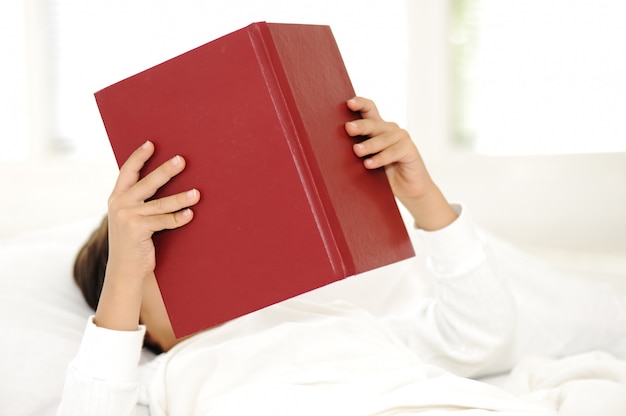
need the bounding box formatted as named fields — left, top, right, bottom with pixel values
left=57, top=205, right=534, bottom=415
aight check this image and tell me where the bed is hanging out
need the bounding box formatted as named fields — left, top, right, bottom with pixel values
left=1, top=217, right=625, bottom=415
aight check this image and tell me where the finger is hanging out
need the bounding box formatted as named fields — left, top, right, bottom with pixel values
left=346, top=96, right=383, bottom=121
left=113, top=141, right=155, bottom=195
left=362, top=134, right=418, bottom=170
left=145, top=207, right=195, bottom=233
left=139, top=188, right=201, bottom=216
left=362, top=144, right=402, bottom=170
left=345, top=118, right=398, bottom=139
left=352, top=130, right=399, bottom=158
left=129, top=154, right=186, bottom=203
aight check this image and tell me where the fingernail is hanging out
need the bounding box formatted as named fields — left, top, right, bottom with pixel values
left=142, top=140, right=152, bottom=149
left=354, top=143, right=364, bottom=152
left=171, top=155, right=182, bottom=165
left=181, top=208, right=192, bottom=217
left=187, top=189, right=198, bottom=198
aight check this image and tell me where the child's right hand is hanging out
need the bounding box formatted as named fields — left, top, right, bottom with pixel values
left=95, top=141, right=200, bottom=331
left=106, top=140, right=201, bottom=281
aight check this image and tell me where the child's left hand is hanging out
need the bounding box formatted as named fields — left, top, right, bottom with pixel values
left=345, top=97, right=457, bottom=231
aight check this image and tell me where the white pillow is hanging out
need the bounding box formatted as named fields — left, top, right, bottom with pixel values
left=0, top=219, right=100, bottom=416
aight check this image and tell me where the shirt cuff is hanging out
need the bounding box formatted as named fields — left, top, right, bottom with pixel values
left=414, top=203, right=486, bottom=277
left=72, top=315, right=146, bottom=383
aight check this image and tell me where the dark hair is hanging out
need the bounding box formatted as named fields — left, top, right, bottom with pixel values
left=73, top=216, right=109, bottom=311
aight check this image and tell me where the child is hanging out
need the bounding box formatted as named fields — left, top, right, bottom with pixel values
left=58, top=97, right=558, bottom=415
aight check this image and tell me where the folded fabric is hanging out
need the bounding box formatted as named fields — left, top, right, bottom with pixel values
left=505, top=351, right=626, bottom=415
left=148, top=299, right=554, bottom=415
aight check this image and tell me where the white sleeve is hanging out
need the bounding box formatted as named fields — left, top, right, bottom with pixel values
left=56, top=316, right=148, bottom=416
left=386, top=204, right=517, bottom=379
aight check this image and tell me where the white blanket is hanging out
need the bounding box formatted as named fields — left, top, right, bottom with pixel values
left=2, top=218, right=626, bottom=415
left=148, top=300, right=554, bottom=415
left=506, top=351, right=626, bottom=415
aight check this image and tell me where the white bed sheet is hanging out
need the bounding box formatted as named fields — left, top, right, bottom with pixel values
left=1, top=218, right=625, bottom=415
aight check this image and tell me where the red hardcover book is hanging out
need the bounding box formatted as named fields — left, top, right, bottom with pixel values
left=95, top=22, right=415, bottom=337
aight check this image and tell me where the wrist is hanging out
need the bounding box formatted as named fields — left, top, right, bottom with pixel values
left=94, top=269, right=145, bottom=331
left=401, top=184, right=457, bottom=231
left=106, top=250, right=154, bottom=283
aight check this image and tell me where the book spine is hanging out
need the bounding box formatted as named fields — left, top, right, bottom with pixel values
left=246, top=22, right=352, bottom=278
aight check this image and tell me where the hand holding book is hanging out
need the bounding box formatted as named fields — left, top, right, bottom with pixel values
left=106, top=141, right=200, bottom=283
left=346, top=97, right=458, bottom=232
left=95, top=140, right=200, bottom=350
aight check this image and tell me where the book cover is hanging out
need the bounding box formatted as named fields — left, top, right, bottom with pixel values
left=95, top=22, right=415, bottom=337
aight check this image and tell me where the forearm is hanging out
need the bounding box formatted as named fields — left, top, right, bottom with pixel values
left=94, top=268, right=144, bottom=331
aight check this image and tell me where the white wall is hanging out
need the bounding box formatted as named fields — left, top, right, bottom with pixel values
left=2, top=1, right=625, bottom=267
left=0, top=0, right=407, bottom=237
left=407, top=1, right=626, bottom=256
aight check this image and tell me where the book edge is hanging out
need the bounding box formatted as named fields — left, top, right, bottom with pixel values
left=246, top=22, right=354, bottom=278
